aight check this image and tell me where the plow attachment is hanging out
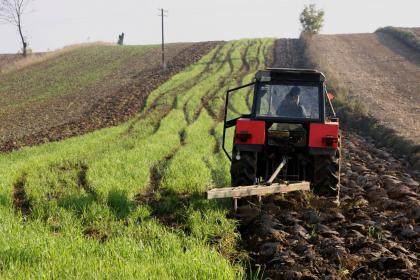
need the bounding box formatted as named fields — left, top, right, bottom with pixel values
left=206, top=181, right=310, bottom=210
left=207, top=157, right=310, bottom=210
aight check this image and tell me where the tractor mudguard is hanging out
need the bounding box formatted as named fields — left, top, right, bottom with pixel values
left=233, top=119, right=265, bottom=152
left=309, top=122, right=339, bottom=149
left=234, top=119, right=265, bottom=145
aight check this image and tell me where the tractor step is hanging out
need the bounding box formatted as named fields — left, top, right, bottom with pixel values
left=206, top=181, right=310, bottom=200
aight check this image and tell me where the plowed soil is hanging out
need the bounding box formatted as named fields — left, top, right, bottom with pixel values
left=237, top=39, right=420, bottom=279
left=240, top=132, right=419, bottom=279
left=307, top=32, right=420, bottom=144
left=0, top=42, right=219, bottom=152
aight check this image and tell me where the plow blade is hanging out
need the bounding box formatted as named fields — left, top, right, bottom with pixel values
left=207, top=181, right=310, bottom=200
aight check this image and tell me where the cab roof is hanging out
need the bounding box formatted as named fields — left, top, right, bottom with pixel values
left=255, top=68, right=326, bottom=83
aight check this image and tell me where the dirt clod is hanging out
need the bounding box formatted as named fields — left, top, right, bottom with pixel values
left=83, top=228, right=108, bottom=243
left=238, top=132, right=419, bottom=279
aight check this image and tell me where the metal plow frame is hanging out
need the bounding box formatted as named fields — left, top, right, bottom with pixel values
left=207, top=181, right=310, bottom=199
left=206, top=181, right=310, bottom=210
left=207, top=157, right=310, bottom=210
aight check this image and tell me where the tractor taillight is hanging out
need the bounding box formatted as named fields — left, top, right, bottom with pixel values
left=236, top=131, right=252, bottom=142
left=323, top=135, right=338, bottom=147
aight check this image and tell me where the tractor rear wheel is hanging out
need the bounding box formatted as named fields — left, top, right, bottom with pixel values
left=231, top=149, right=257, bottom=187
left=312, top=147, right=341, bottom=198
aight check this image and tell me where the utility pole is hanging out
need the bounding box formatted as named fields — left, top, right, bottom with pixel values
left=158, top=8, right=168, bottom=72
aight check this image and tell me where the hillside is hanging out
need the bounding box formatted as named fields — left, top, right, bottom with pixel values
left=0, top=53, right=46, bottom=72
left=0, top=39, right=273, bottom=279
left=306, top=32, right=420, bottom=146
left=0, top=42, right=217, bottom=151
left=0, top=54, right=24, bottom=70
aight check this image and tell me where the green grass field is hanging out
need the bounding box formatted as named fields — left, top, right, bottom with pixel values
left=0, top=38, right=274, bottom=279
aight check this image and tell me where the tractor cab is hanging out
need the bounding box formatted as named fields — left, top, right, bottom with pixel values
left=253, top=69, right=325, bottom=123
left=208, top=68, right=340, bottom=207
left=252, top=69, right=326, bottom=152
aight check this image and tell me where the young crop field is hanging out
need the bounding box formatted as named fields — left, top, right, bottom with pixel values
left=0, top=38, right=274, bottom=279
left=0, top=42, right=216, bottom=152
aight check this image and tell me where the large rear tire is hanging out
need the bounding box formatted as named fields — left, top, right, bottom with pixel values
left=312, top=147, right=341, bottom=198
left=231, top=149, right=257, bottom=187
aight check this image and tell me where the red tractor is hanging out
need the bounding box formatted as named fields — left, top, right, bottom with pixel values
left=207, top=68, right=340, bottom=206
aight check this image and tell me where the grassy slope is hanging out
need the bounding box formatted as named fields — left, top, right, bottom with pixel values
left=0, top=43, right=195, bottom=144
left=0, top=38, right=274, bottom=279
left=0, top=54, right=24, bottom=71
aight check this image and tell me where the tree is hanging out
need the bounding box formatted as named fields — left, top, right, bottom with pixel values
left=299, top=4, right=324, bottom=35
left=0, top=0, right=32, bottom=56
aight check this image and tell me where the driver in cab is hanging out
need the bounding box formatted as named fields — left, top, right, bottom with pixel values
left=277, top=86, right=307, bottom=118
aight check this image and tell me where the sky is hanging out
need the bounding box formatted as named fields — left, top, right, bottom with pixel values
left=0, top=0, right=419, bottom=53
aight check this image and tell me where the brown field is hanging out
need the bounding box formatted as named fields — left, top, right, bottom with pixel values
left=307, top=32, right=420, bottom=144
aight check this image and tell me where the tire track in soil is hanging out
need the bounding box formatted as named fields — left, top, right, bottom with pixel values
left=237, top=39, right=420, bottom=279
left=123, top=43, right=226, bottom=136
left=195, top=42, right=239, bottom=122
left=135, top=128, right=187, bottom=203
left=12, top=173, right=32, bottom=217
left=201, top=40, right=264, bottom=141
left=132, top=43, right=236, bottom=214
left=76, top=163, right=98, bottom=200
left=199, top=78, right=226, bottom=121
left=205, top=40, right=259, bottom=122
left=245, top=39, right=264, bottom=110
left=61, top=163, right=102, bottom=240
left=133, top=130, right=188, bottom=229
left=199, top=40, right=256, bottom=135
left=236, top=41, right=254, bottom=82
left=203, top=40, right=266, bottom=185
left=144, top=39, right=265, bottom=229
left=15, top=161, right=101, bottom=238
left=216, top=39, right=264, bottom=120
left=184, top=43, right=237, bottom=125
left=149, top=42, right=246, bottom=206
left=136, top=42, right=252, bottom=223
